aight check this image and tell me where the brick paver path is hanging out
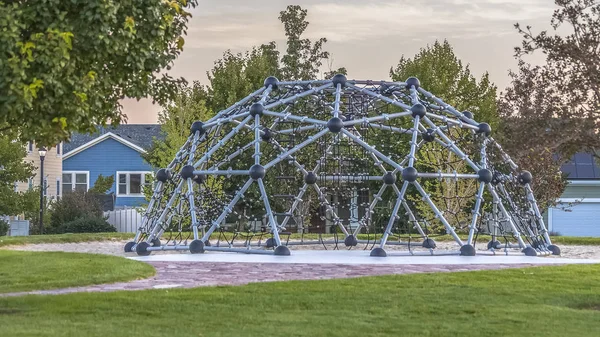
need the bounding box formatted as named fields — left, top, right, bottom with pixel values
left=1, top=261, right=541, bottom=297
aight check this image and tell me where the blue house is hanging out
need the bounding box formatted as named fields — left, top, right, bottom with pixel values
left=63, top=125, right=162, bottom=208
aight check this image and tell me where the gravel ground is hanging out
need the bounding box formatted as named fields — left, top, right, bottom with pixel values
left=5, top=240, right=600, bottom=259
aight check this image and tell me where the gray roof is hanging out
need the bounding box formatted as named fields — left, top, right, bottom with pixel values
left=64, top=124, right=164, bottom=153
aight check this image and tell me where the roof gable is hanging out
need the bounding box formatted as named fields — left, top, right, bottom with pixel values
left=64, top=124, right=163, bottom=154
left=63, top=132, right=147, bottom=160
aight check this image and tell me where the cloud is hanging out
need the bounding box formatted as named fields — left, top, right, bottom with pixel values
left=182, top=0, right=553, bottom=50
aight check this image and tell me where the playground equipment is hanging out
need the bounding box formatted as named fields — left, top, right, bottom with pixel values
left=125, top=75, right=560, bottom=257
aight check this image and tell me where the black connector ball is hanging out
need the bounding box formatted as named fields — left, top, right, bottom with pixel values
left=250, top=102, right=264, bottom=117
left=180, top=165, right=195, bottom=180
left=331, top=73, right=347, bottom=87
left=518, top=171, right=533, bottom=185
left=401, top=167, right=418, bottom=182
left=477, top=123, right=492, bottom=137
left=327, top=117, right=344, bottom=133
left=411, top=103, right=427, bottom=118
left=249, top=164, right=265, bottom=180
left=477, top=169, right=493, bottom=184
left=190, top=121, right=205, bottom=135
left=382, top=172, right=396, bottom=185
left=405, top=77, right=420, bottom=90
left=155, top=169, right=170, bottom=183
left=304, top=171, right=317, bottom=185
left=261, top=128, right=272, bottom=142
left=264, top=76, right=279, bottom=90
left=422, top=129, right=436, bottom=142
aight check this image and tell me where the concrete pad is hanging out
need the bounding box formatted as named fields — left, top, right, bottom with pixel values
left=129, top=250, right=600, bottom=265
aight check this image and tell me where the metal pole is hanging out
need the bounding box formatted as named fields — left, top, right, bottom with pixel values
left=39, top=155, right=45, bottom=235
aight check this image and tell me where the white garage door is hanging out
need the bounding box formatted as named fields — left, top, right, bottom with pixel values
left=551, top=203, right=600, bottom=237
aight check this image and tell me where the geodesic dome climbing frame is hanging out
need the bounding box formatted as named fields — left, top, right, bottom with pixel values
left=125, top=74, right=560, bottom=257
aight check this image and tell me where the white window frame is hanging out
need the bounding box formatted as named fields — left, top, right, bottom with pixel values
left=116, top=171, right=152, bottom=197
left=62, top=171, right=90, bottom=193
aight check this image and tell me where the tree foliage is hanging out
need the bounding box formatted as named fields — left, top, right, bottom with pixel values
left=390, top=40, right=499, bottom=127
left=498, top=0, right=600, bottom=207
left=0, top=0, right=198, bottom=145
left=0, top=135, right=37, bottom=216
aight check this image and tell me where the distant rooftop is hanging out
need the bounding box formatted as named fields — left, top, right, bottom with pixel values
left=64, top=124, right=163, bottom=153
left=561, top=153, right=600, bottom=179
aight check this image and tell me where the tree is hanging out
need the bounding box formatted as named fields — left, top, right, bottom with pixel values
left=88, top=174, right=114, bottom=195
left=0, top=0, right=198, bottom=145
left=390, top=40, right=499, bottom=127
left=0, top=135, right=37, bottom=216
left=144, top=86, right=213, bottom=169
left=389, top=40, right=500, bottom=233
left=498, top=0, right=600, bottom=208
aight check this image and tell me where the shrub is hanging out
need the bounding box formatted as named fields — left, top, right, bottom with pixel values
left=0, top=219, right=9, bottom=236
left=57, top=216, right=116, bottom=234
left=48, top=191, right=103, bottom=233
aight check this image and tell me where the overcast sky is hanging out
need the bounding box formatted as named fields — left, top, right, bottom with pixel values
left=122, top=0, right=555, bottom=124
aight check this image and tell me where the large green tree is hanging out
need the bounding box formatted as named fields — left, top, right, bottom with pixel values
left=0, top=0, right=197, bottom=145
left=0, top=136, right=37, bottom=216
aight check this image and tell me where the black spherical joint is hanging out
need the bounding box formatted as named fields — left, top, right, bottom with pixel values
left=460, top=244, right=476, bottom=256
left=547, top=244, right=561, bottom=256
left=260, top=128, right=272, bottom=142
left=190, top=121, right=205, bottom=135
left=304, top=171, right=317, bottom=185
left=491, top=172, right=503, bottom=185
left=462, top=111, right=474, bottom=120
left=422, top=128, right=436, bottom=142
left=518, top=171, right=533, bottom=185
left=370, top=247, right=387, bottom=257
left=401, top=167, right=418, bottom=182
left=522, top=245, right=537, bottom=257
left=274, top=245, right=291, bottom=256
left=193, top=174, right=206, bottom=185
left=124, top=241, right=136, bottom=253
left=264, top=76, right=279, bottom=90
left=136, top=242, right=151, bottom=256
left=344, top=235, right=358, bottom=247
left=327, top=117, right=344, bottom=133
left=151, top=238, right=161, bottom=247
left=180, top=165, right=195, bottom=180
left=477, top=169, right=493, bottom=184
left=411, top=103, right=427, bottom=118
left=265, top=238, right=276, bottom=248
left=487, top=240, right=501, bottom=250
left=405, top=77, right=420, bottom=90
left=250, top=102, right=264, bottom=117
left=189, top=239, right=205, bottom=254
left=382, top=172, right=396, bottom=185
left=155, top=168, right=171, bottom=183
left=379, top=83, right=392, bottom=96
left=477, top=123, right=492, bottom=137
left=331, top=73, right=347, bottom=87
left=249, top=164, right=266, bottom=180
left=422, top=238, right=437, bottom=249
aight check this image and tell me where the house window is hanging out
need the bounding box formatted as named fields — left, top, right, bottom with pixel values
left=62, top=172, right=89, bottom=193
left=116, top=171, right=152, bottom=196
left=28, top=142, right=33, bottom=152
left=56, top=143, right=61, bottom=155
left=56, top=178, right=61, bottom=198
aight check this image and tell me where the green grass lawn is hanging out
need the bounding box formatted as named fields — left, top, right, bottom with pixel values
left=0, top=264, right=599, bottom=336
left=0, top=250, right=155, bottom=293
left=2, top=231, right=599, bottom=247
